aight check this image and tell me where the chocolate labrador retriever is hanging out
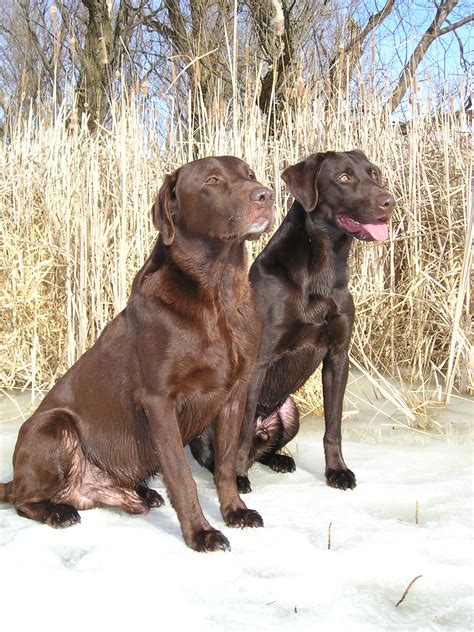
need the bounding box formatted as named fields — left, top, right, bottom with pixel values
left=191, top=150, right=394, bottom=493
left=0, top=156, right=274, bottom=552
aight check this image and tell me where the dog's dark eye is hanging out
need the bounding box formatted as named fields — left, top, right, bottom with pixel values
left=338, top=174, right=351, bottom=184
left=248, top=172, right=256, bottom=180
left=370, top=170, right=378, bottom=180
left=205, top=176, right=220, bottom=184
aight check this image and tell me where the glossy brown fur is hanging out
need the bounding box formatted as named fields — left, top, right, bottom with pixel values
left=236, top=150, right=394, bottom=491
left=191, top=150, right=394, bottom=493
left=0, top=156, right=274, bottom=552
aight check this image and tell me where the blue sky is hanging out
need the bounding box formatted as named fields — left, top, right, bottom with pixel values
left=369, top=0, right=472, bottom=110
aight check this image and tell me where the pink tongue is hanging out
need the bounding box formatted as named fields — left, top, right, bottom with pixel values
left=361, top=221, right=388, bottom=241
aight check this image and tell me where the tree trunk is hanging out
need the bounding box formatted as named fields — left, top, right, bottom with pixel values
left=77, top=0, right=114, bottom=129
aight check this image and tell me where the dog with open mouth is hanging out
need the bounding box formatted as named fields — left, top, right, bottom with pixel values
left=191, top=150, right=394, bottom=493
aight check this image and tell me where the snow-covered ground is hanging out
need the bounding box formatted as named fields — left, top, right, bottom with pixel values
left=0, top=381, right=472, bottom=632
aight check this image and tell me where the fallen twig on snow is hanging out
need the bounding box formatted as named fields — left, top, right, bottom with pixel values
left=396, top=575, right=423, bottom=607
left=327, top=522, right=333, bottom=550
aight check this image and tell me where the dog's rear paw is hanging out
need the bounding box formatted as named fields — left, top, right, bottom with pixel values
left=137, top=485, right=165, bottom=508
left=191, top=529, right=231, bottom=553
left=326, top=468, right=356, bottom=490
left=45, top=504, right=81, bottom=528
left=225, top=507, right=264, bottom=529
left=264, top=453, right=296, bottom=473
left=237, top=475, right=252, bottom=494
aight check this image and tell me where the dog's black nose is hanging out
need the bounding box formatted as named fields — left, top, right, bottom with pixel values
left=250, top=187, right=275, bottom=205
left=376, top=194, right=395, bottom=211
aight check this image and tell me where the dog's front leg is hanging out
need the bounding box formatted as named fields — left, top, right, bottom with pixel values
left=213, top=382, right=264, bottom=528
left=321, top=346, right=356, bottom=490
left=142, top=393, right=230, bottom=552
left=235, top=366, right=267, bottom=493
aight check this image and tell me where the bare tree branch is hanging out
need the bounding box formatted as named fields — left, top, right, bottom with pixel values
left=387, top=0, right=466, bottom=112
left=328, top=0, right=395, bottom=103
left=438, top=13, right=474, bottom=36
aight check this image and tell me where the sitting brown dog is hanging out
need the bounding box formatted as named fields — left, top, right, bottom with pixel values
left=0, top=156, right=274, bottom=552
left=191, top=150, right=394, bottom=493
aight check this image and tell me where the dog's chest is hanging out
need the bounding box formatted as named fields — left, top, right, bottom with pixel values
left=292, top=288, right=348, bottom=343
left=174, top=312, right=254, bottom=442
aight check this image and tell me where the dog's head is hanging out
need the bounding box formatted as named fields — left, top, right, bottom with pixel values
left=281, top=150, right=394, bottom=241
left=152, top=156, right=274, bottom=245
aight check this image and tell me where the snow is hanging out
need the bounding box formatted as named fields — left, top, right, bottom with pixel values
left=0, top=386, right=472, bottom=632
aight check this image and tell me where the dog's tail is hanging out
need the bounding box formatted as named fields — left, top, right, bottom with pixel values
left=0, top=482, right=12, bottom=503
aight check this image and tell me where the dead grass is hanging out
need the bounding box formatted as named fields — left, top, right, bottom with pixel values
left=0, top=78, right=471, bottom=424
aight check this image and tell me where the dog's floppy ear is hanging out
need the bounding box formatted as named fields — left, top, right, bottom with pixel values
left=346, top=149, right=371, bottom=166
left=281, top=152, right=328, bottom=213
left=347, top=149, right=369, bottom=161
left=151, top=169, right=179, bottom=245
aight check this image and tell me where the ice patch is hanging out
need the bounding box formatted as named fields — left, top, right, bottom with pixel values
left=0, top=389, right=472, bottom=632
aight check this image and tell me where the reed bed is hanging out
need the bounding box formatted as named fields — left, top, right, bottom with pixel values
left=0, top=80, right=471, bottom=424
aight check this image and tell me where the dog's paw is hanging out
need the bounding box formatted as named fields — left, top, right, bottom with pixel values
left=191, top=529, right=231, bottom=553
left=137, top=485, right=165, bottom=508
left=146, top=490, right=165, bottom=508
left=326, top=468, right=356, bottom=490
left=237, top=475, right=252, bottom=494
left=266, top=453, right=296, bottom=473
left=46, top=504, right=81, bottom=528
left=225, top=507, right=264, bottom=529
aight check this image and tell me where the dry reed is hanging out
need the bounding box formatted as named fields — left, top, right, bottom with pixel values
left=0, top=71, right=471, bottom=425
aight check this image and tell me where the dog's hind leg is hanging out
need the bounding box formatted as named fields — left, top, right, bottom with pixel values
left=256, top=397, right=300, bottom=473
left=136, top=484, right=165, bottom=508
left=8, top=409, right=83, bottom=527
